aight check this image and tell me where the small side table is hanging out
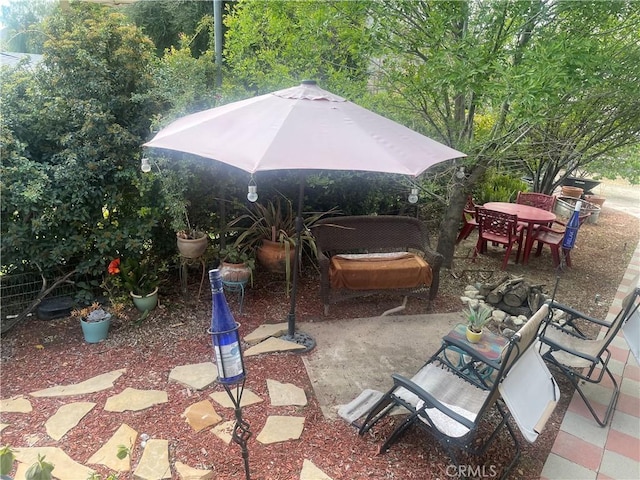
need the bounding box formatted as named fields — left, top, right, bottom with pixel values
left=222, top=279, right=248, bottom=314
left=442, top=324, right=509, bottom=385
left=179, top=255, right=207, bottom=299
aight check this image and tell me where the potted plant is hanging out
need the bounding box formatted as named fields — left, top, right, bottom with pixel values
left=71, top=301, right=124, bottom=343
left=108, top=257, right=160, bottom=313
left=219, top=245, right=255, bottom=284
left=464, top=303, right=493, bottom=343
left=176, top=221, right=208, bottom=259
left=227, top=196, right=335, bottom=292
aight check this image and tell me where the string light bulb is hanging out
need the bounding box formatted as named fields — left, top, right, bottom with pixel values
left=408, top=187, right=419, bottom=204
left=247, top=176, right=258, bottom=202
left=141, top=158, right=151, bottom=173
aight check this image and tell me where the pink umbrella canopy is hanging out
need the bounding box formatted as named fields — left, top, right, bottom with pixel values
left=144, top=81, right=466, bottom=175
left=144, top=81, right=466, bottom=344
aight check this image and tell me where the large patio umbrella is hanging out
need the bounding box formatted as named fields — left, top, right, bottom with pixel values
left=144, top=81, right=466, bottom=345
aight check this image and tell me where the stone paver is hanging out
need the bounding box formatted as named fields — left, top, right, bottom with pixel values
left=210, top=389, right=263, bottom=409
left=182, top=399, right=222, bottom=432
left=133, top=438, right=171, bottom=480
left=256, top=415, right=305, bottom=444
left=45, top=401, right=95, bottom=440
left=244, top=336, right=307, bottom=356
left=88, top=423, right=137, bottom=471
left=0, top=396, right=32, bottom=413
left=211, top=420, right=235, bottom=445
left=169, top=362, right=218, bottom=390
left=13, top=446, right=95, bottom=480
left=104, top=387, right=168, bottom=412
left=30, top=369, right=125, bottom=397
left=267, top=379, right=307, bottom=406
left=0, top=423, right=8, bottom=432
left=244, top=322, right=288, bottom=345
left=175, top=461, right=214, bottom=480
left=300, top=459, right=333, bottom=480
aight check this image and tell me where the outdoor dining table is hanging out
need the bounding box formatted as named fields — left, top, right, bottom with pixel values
left=484, top=202, right=557, bottom=265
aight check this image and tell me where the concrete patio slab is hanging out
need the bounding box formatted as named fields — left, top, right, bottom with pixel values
left=337, top=388, right=383, bottom=424
left=30, top=369, right=125, bottom=397
left=45, top=401, right=95, bottom=440
left=298, top=312, right=461, bottom=418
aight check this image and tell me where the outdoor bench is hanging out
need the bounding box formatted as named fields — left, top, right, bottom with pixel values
left=312, top=215, right=443, bottom=315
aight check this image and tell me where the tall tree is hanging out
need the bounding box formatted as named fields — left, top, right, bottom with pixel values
left=1, top=2, right=159, bottom=286
left=366, top=0, right=640, bottom=266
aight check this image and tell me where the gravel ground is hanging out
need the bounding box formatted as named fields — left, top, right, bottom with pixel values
left=0, top=205, right=637, bottom=479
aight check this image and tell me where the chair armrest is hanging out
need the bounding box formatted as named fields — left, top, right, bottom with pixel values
left=391, top=373, right=475, bottom=430
left=548, top=301, right=611, bottom=328
left=538, top=333, right=600, bottom=365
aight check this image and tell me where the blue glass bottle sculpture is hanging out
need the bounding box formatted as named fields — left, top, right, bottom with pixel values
left=209, top=269, right=245, bottom=385
left=562, top=200, right=582, bottom=250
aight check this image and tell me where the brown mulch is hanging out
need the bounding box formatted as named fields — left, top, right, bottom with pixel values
left=0, top=206, right=637, bottom=479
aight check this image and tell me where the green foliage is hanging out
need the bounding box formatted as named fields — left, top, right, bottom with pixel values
left=123, top=0, right=215, bottom=57
left=0, top=446, right=15, bottom=476
left=24, top=454, right=54, bottom=480
left=474, top=170, right=529, bottom=205
left=0, top=0, right=53, bottom=53
left=1, top=3, right=163, bottom=285
left=222, top=0, right=372, bottom=97
left=465, top=303, right=493, bottom=333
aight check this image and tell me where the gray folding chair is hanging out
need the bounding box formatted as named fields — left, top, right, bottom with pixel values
left=358, top=304, right=550, bottom=479
left=538, top=286, right=640, bottom=426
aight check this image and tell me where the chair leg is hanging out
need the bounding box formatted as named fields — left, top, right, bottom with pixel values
left=573, top=366, right=620, bottom=427
left=379, top=412, right=419, bottom=453
left=357, top=394, right=395, bottom=435
left=501, top=244, right=513, bottom=270
left=456, top=224, right=475, bottom=244
left=564, top=249, right=572, bottom=267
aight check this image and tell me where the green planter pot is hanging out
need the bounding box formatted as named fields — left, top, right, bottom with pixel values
left=131, top=287, right=159, bottom=313
left=80, top=315, right=111, bottom=343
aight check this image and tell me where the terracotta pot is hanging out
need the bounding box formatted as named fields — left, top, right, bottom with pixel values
left=561, top=186, right=583, bottom=198
left=220, top=262, right=251, bottom=283
left=466, top=327, right=483, bottom=344
left=177, top=233, right=208, bottom=259
left=584, top=194, right=605, bottom=208
left=257, top=239, right=296, bottom=274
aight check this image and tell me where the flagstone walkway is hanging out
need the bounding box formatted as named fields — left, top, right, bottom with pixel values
left=0, top=327, right=331, bottom=480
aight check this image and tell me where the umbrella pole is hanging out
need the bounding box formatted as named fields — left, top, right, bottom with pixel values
left=283, top=176, right=315, bottom=351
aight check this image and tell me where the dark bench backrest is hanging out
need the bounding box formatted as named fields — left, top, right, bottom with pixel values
left=312, top=216, right=430, bottom=254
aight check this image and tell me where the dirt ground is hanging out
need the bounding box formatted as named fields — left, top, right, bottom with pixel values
left=0, top=204, right=638, bottom=479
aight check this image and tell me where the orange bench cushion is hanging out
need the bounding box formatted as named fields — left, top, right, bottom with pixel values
left=329, top=252, right=432, bottom=290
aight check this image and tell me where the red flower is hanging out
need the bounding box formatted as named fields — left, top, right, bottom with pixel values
left=108, top=258, right=121, bottom=275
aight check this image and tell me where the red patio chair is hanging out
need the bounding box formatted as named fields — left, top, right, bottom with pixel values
left=455, top=196, right=479, bottom=244
left=472, top=207, right=524, bottom=270
left=516, top=192, right=556, bottom=212
left=532, top=213, right=590, bottom=267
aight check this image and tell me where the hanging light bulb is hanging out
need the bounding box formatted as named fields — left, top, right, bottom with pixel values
left=141, top=158, right=151, bottom=173
left=408, top=187, right=419, bottom=204
left=247, top=176, right=258, bottom=202
left=455, top=166, right=465, bottom=179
